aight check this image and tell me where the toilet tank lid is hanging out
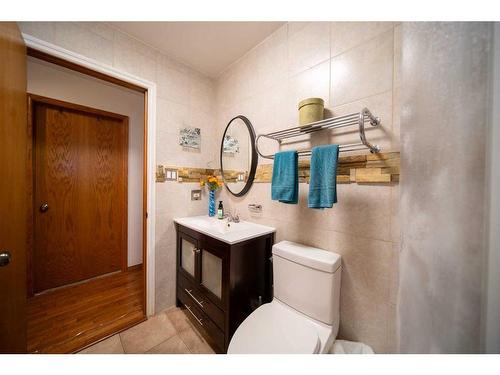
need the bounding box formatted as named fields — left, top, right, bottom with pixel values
left=272, top=241, right=341, bottom=273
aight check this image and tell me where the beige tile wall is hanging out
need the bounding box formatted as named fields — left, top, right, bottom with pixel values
left=19, top=22, right=218, bottom=313
left=19, top=21, right=402, bottom=352
left=215, top=22, right=401, bottom=353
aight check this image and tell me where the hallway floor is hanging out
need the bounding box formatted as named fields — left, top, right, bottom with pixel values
left=27, top=267, right=145, bottom=353
left=78, top=307, right=215, bottom=354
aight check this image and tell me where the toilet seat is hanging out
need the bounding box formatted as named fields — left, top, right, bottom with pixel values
left=227, top=301, right=321, bottom=354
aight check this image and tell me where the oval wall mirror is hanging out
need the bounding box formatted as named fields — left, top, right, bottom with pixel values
left=220, top=115, right=257, bottom=197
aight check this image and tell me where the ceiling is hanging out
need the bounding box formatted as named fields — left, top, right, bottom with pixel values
left=111, top=22, right=285, bottom=78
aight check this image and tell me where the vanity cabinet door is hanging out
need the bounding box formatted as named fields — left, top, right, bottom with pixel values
left=179, top=233, right=198, bottom=281
left=200, top=249, right=223, bottom=300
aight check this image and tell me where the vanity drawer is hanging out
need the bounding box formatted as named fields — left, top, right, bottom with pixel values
left=178, top=287, right=225, bottom=352
left=178, top=273, right=225, bottom=330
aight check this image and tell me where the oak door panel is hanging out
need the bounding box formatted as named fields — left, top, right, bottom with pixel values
left=33, top=98, right=128, bottom=293
left=0, top=22, right=28, bottom=354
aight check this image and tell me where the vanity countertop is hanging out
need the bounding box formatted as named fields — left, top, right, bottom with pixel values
left=174, top=215, right=276, bottom=245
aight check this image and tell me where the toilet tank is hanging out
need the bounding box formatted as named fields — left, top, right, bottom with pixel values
left=272, top=241, right=341, bottom=326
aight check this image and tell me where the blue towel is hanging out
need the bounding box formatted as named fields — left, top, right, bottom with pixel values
left=308, top=144, right=339, bottom=209
left=271, top=150, right=298, bottom=204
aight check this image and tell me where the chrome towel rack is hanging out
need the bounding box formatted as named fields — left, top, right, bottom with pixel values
left=255, top=107, right=381, bottom=159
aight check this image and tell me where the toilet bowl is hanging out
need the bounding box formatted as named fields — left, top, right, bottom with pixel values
left=228, top=241, right=341, bottom=354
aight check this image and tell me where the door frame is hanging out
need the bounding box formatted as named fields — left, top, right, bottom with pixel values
left=28, top=94, right=130, bottom=293
left=22, top=33, right=157, bottom=317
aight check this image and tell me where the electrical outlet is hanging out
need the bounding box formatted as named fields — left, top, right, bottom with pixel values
left=191, top=189, right=202, bottom=201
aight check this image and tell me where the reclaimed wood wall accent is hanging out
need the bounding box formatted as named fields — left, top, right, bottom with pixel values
left=156, top=166, right=220, bottom=183
left=156, top=152, right=399, bottom=185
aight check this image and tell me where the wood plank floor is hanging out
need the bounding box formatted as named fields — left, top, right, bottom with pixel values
left=27, top=268, right=145, bottom=354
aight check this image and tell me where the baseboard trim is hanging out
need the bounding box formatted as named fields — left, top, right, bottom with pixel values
left=127, top=264, right=143, bottom=272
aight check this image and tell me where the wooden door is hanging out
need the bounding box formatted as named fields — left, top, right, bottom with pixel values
left=0, top=22, right=28, bottom=353
left=32, top=96, right=128, bottom=293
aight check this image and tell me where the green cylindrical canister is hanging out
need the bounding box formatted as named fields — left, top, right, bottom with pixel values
left=298, top=97, right=324, bottom=126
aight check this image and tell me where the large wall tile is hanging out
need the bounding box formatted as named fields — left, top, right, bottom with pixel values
left=331, top=22, right=395, bottom=57
left=189, top=74, right=215, bottom=115
left=329, top=90, right=394, bottom=152
left=287, top=60, right=331, bottom=119
left=155, top=242, right=177, bottom=312
left=156, top=100, right=216, bottom=168
left=255, top=24, right=288, bottom=92
left=113, top=30, right=156, bottom=82
left=82, top=22, right=115, bottom=41
left=331, top=29, right=394, bottom=106
left=287, top=22, right=331, bottom=76
left=329, top=184, right=393, bottom=242
left=114, top=28, right=157, bottom=61
left=156, top=54, right=191, bottom=103
left=216, top=70, right=238, bottom=110
left=53, top=22, right=114, bottom=66
left=19, top=22, right=55, bottom=43
left=156, top=98, right=189, bottom=139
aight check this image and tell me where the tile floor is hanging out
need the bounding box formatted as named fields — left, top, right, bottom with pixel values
left=78, top=307, right=215, bottom=354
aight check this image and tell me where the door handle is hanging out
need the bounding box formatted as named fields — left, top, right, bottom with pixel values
left=39, top=203, right=49, bottom=213
left=185, top=288, right=204, bottom=308
left=0, top=251, right=11, bottom=267
left=185, top=304, right=203, bottom=326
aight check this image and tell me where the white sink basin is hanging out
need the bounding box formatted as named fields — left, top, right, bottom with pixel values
left=173, top=215, right=276, bottom=244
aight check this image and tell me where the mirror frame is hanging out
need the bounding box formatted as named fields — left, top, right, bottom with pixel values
left=220, top=115, right=258, bottom=197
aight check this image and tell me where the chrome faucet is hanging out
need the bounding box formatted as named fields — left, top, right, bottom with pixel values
left=224, top=210, right=240, bottom=223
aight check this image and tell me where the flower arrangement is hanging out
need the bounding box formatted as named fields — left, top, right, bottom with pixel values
left=201, top=175, right=223, bottom=191
left=202, top=175, right=223, bottom=217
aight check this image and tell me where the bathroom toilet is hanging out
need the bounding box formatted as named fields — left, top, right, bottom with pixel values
left=228, top=240, right=342, bottom=354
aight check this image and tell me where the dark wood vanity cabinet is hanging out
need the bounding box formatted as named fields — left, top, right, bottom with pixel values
left=175, top=223, right=274, bottom=353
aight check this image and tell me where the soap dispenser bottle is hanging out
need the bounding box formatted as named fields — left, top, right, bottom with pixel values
left=217, top=201, right=224, bottom=219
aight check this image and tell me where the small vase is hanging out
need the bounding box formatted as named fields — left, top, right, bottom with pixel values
left=208, top=190, right=216, bottom=217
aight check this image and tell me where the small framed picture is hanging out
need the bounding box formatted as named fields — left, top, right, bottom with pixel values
left=179, top=127, right=201, bottom=149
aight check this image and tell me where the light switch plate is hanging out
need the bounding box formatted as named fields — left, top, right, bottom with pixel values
left=191, top=189, right=202, bottom=201
left=165, top=168, right=178, bottom=181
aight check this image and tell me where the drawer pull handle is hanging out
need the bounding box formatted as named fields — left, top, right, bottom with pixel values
left=185, top=288, right=204, bottom=308
left=185, top=304, right=203, bottom=326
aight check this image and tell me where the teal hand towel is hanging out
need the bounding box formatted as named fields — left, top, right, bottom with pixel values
left=271, top=150, right=298, bottom=204
left=308, top=144, right=339, bottom=209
